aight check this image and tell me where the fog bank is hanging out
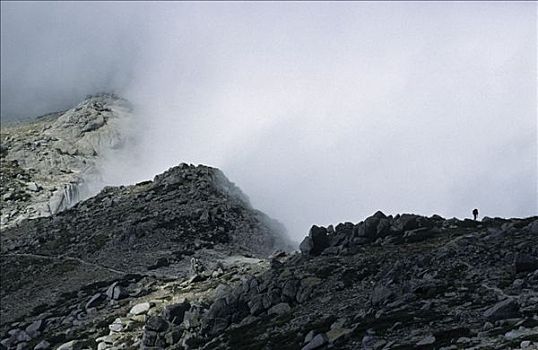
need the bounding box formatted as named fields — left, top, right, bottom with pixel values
left=2, top=2, right=536, bottom=239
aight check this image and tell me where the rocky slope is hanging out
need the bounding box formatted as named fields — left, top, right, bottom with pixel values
left=0, top=94, right=131, bottom=229
left=0, top=163, right=291, bottom=336
left=1, top=110, right=536, bottom=350
left=1, top=188, right=536, bottom=350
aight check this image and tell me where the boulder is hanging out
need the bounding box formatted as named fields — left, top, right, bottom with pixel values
left=514, top=253, right=538, bottom=273
left=33, top=340, right=50, bottom=350
left=130, top=302, right=151, bottom=315
left=484, top=298, right=519, bottom=321
left=416, top=335, right=436, bottom=346
left=106, top=282, right=128, bottom=300
left=393, top=214, right=419, bottom=232
left=309, top=226, right=329, bottom=255
left=299, top=237, right=314, bottom=255
left=302, top=333, right=329, bottom=350
left=56, top=340, right=86, bottom=350
left=145, top=316, right=169, bottom=332
left=85, top=293, right=104, bottom=309
left=363, top=216, right=380, bottom=239
left=267, top=303, right=291, bottom=315
left=163, top=301, right=191, bottom=324
left=25, top=320, right=44, bottom=338
left=403, top=228, right=434, bottom=243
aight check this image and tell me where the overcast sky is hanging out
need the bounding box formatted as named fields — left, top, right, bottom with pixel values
left=1, top=2, right=536, bottom=239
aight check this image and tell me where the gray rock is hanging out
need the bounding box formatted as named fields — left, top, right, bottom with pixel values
left=142, top=330, right=157, bottom=347
left=56, top=340, right=86, bottom=350
left=26, top=183, right=40, bottom=192
left=130, top=302, right=151, bottom=315
left=309, top=225, right=329, bottom=255
left=267, top=303, right=291, bottom=316
left=108, top=318, right=125, bottom=333
left=165, top=329, right=182, bottom=345
left=282, top=280, right=299, bottom=301
left=376, top=218, right=391, bottom=237
left=528, top=220, right=538, bottom=235
left=302, top=333, right=329, bottom=350
left=145, top=316, right=169, bottom=332
left=248, top=295, right=266, bottom=316
left=105, top=282, right=128, bottom=300
left=15, top=331, right=31, bottom=342
left=85, top=293, right=104, bottom=309
left=363, top=216, right=380, bottom=239
left=394, top=214, right=419, bottom=232
left=370, top=286, right=393, bottom=306
left=484, top=298, right=519, bottom=321
left=403, top=228, right=433, bottom=243
left=299, top=237, right=314, bottom=255
left=304, top=330, right=315, bottom=344
left=16, top=343, right=28, bottom=350
left=514, top=253, right=538, bottom=273
left=163, top=301, right=191, bottom=324
left=33, top=340, right=50, bottom=350
left=416, top=335, right=436, bottom=346
left=25, top=320, right=44, bottom=337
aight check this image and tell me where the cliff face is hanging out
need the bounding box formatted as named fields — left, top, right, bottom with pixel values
left=0, top=94, right=131, bottom=229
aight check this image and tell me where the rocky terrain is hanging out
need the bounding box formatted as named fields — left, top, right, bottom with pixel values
left=0, top=94, right=131, bottom=229
left=1, top=170, right=536, bottom=350
left=1, top=97, right=537, bottom=350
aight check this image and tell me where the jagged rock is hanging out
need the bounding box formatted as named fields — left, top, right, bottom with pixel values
left=416, top=335, right=436, bottom=346
left=163, top=301, right=191, bottom=324
left=267, top=302, right=291, bottom=315
left=16, top=343, right=28, bottom=350
left=484, top=298, right=520, bottom=321
left=300, top=226, right=329, bottom=256
left=145, top=316, right=169, bottom=332
left=105, top=282, right=128, bottom=300
left=403, top=227, right=434, bottom=243
left=25, top=320, right=44, bottom=338
left=26, top=183, right=40, bottom=192
left=370, top=286, right=393, bottom=306
left=393, top=214, right=419, bottom=232
left=56, top=340, right=87, bottom=350
left=514, top=253, right=538, bottom=273
left=304, top=330, right=315, bottom=344
left=85, top=293, right=104, bottom=309
left=33, top=340, right=50, bottom=350
left=362, top=216, right=380, bottom=239
left=108, top=319, right=123, bottom=333
left=326, top=327, right=353, bottom=344
left=147, top=257, right=170, bottom=270
left=165, top=329, right=182, bottom=345
left=299, top=237, right=314, bottom=255
left=302, top=333, right=328, bottom=350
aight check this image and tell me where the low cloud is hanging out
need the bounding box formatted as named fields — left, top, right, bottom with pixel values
left=2, top=2, right=536, bottom=239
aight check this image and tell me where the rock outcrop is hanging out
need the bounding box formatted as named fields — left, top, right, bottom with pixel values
left=0, top=94, right=131, bottom=229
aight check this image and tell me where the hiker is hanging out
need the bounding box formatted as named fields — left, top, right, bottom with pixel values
left=472, top=208, right=479, bottom=221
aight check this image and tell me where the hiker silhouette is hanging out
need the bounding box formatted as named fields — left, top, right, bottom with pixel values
left=472, top=208, right=479, bottom=221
